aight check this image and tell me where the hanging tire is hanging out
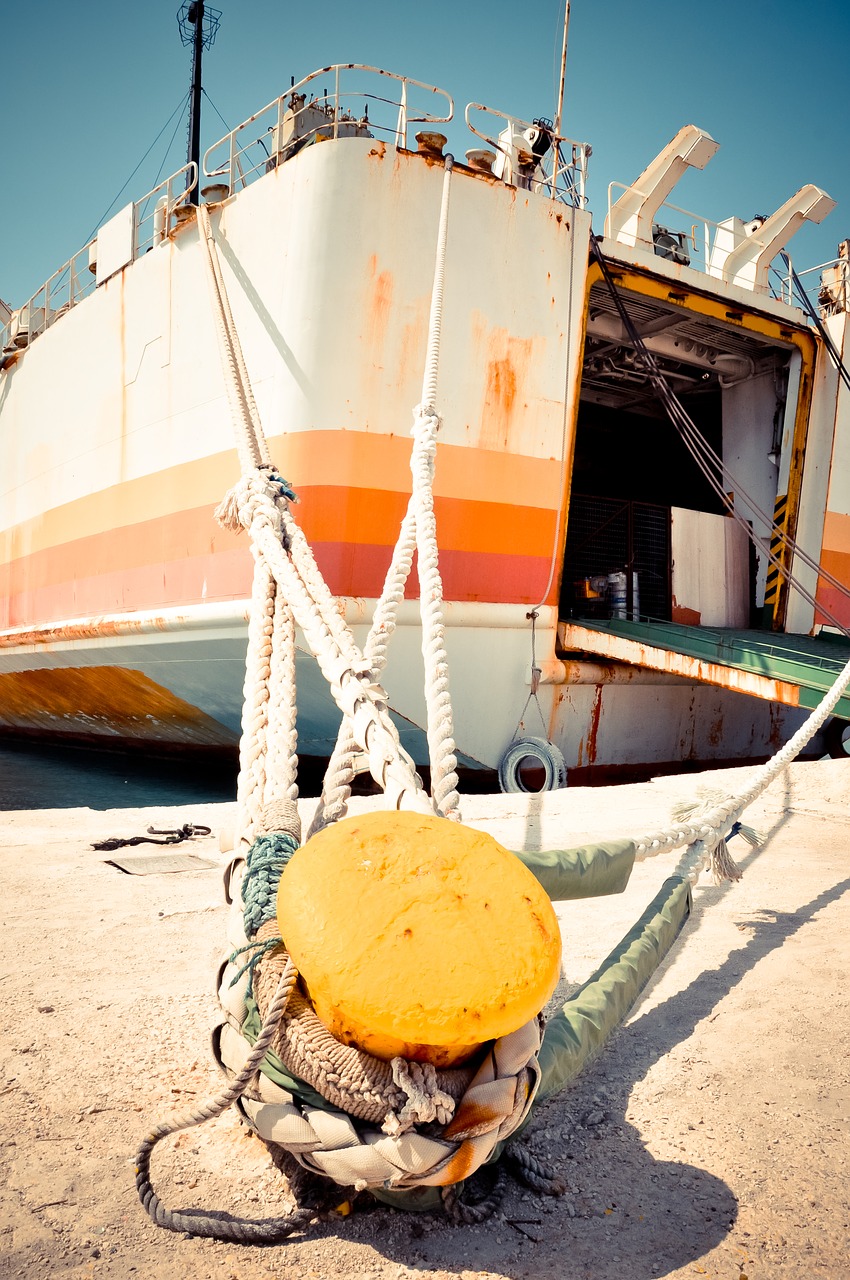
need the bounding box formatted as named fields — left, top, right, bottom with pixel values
left=823, top=716, right=850, bottom=759
left=498, top=737, right=568, bottom=794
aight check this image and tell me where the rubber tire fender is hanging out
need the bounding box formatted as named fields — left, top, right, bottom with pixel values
left=498, top=736, right=568, bottom=794
left=823, top=716, right=850, bottom=759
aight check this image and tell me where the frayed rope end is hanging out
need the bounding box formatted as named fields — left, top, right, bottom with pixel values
left=709, top=838, right=743, bottom=885
left=214, top=487, right=244, bottom=533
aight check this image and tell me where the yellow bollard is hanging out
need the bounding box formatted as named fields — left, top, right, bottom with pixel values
left=277, top=810, right=562, bottom=1067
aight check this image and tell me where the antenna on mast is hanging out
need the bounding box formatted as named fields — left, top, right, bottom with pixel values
left=177, top=1, right=222, bottom=205
left=553, top=0, right=570, bottom=139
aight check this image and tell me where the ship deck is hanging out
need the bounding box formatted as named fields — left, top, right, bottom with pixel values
left=558, top=618, right=850, bottom=720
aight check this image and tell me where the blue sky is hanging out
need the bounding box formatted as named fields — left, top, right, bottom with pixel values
left=2, top=0, right=848, bottom=307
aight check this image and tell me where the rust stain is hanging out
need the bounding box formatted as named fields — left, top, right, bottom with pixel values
left=558, top=623, right=803, bottom=708
left=473, top=321, right=535, bottom=451
left=443, top=1100, right=503, bottom=1141
left=705, top=710, right=725, bottom=750
left=768, top=702, right=786, bottom=748
left=0, top=666, right=236, bottom=746
left=585, top=685, right=604, bottom=765
left=0, top=615, right=169, bottom=648
left=364, top=255, right=394, bottom=357
left=430, top=1140, right=479, bottom=1186
left=396, top=304, right=429, bottom=394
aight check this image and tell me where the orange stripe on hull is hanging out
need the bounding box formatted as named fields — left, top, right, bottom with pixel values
left=300, top=487, right=556, bottom=557
left=314, top=542, right=553, bottom=605
left=815, top=590, right=850, bottom=629
left=3, top=540, right=554, bottom=628
left=1, top=431, right=562, bottom=559
left=4, top=550, right=253, bottom=628
left=820, top=509, right=850, bottom=552
left=815, top=542, right=850, bottom=626
left=2, top=491, right=559, bottom=626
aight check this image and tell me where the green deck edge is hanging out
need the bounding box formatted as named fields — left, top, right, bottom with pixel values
left=568, top=618, right=850, bottom=719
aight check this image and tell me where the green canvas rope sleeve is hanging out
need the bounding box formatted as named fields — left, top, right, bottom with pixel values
left=535, top=874, right=692, bottom=1104
left=514, top=838, right=637, bottom=901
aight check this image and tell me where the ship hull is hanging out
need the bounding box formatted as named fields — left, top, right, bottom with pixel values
left=2, top=100, right=849, bottom=779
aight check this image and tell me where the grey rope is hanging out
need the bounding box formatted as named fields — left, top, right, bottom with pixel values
left=135, top=960, right=317, bottom=1243
left=440, top=1140, right=564, bottom=1225
left=441, top=1164, right=508, bottom=1225
left=502, top=1142, right=566, bottom=1195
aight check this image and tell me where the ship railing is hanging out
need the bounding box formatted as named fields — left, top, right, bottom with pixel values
left=0, top=241, right=97, bottom=354
left=1, top=163, right=197, bottom=360
left=134, top=162, right=198, bottom=257
left=464, top=103, right=588, bottom=207
left=203, top=65, right=454, bottom=195
left=777, top=255, right=850, bottom=318
left=605, top=183, right=799, bottom=299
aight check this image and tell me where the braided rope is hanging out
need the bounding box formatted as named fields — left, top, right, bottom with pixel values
left=410, top=157, right=460, bottom=819
left=308, top=503, right=420, bottom=837
left=264, top=592, right=299, bottom=806
left=248, top=921, right=474, bottom=1123
left=197, top=203, right=266, bottom=473
left=308, top=156, right=460, bottom=831
left=411, top=406, right=460, bottom=817
left=235, top=555, right=278, bottom=844
left=626, top=648, right=850, bottom=880
left=217, top=1010, right=542, bottom=1192
left=230, top=476, right=434, bottom=814
left=135, top=961, right=313, bottom=1242
left=241, top=833, right=299, bottom=939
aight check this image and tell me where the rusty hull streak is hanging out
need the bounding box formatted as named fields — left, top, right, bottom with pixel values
left=0, top=666, right=237, bottom=746
left=582, top=685, right=604, bottom=766
left=558, top=623, right=802, bottom=708
left=0, top=613, right=189, bottom=649
left=0, top=603, right=253, bottom=650
left=0, top=618, right=149, bottom=649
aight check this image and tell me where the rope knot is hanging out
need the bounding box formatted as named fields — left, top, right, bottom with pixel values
left=258, top=463, right=298, bottom=504
left=214, top=470, right=293, bottom=545
left=411, top=403, right=441, bottom=452
left=384, top=1058, right=456, bottom=1135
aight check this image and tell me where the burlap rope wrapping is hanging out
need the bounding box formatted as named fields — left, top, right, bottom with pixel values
left=215, top=859, right=543, bottom=1191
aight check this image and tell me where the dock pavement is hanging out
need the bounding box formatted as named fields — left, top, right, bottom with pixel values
left=0, top=760, right=848, bottom=1279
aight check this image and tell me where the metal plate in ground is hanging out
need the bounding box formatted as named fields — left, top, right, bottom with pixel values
left=105, top=853, right=218, bottom=875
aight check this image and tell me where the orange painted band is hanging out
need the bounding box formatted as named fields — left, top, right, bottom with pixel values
left=2, top=430, right=562, bottom=559
left=2, top=489, right=556, bottom=600
left=2, top=542, right=553, bottom=629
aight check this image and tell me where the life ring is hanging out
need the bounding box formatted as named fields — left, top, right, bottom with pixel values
left=498, top=737, right=567, bottom=794
left=823, top=716, right=850, bottom=759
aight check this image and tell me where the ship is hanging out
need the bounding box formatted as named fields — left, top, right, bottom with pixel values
left=3, top=54, right=850, bottom=787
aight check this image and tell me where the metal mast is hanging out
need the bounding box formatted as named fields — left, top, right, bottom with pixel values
left=553, top=1, right=570, bottom=140
left=177, top=2, right=221, bottom=204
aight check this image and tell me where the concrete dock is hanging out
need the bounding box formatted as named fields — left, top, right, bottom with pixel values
left=1, top=760, right=848, bottom=1279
